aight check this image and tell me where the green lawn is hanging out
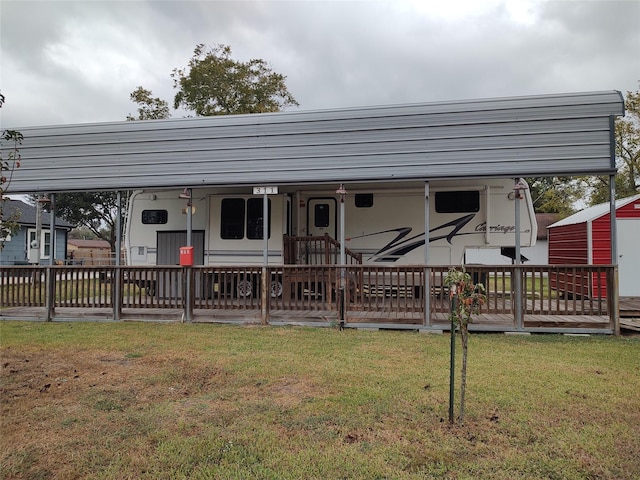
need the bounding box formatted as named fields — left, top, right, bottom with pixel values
left=1, top=321, right=638, bottom=479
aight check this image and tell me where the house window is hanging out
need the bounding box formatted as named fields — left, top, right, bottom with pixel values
left=27, top=229, right=51, bottom=259
left=435, top=191, right=480, bottom=213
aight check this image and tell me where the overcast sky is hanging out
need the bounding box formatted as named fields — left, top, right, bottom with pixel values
left=1, top=0, right=639, bottom=128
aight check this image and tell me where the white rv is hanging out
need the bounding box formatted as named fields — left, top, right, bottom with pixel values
left=125, top=178, right=536, bottom=268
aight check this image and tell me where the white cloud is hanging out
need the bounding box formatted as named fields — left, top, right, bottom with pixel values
left=1, top=0, right=638, bottom=127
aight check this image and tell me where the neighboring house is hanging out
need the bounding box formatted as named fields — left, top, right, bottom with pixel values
left=464, top=213, right=560, bottom=265
left=67, top=238, right=112, bottom=265
left=548, top=194, right=640, bottom=297
left=0, top=199, right=74, bottom=265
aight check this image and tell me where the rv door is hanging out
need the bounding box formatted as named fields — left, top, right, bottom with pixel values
left=307, top=198, right=337, bottom=239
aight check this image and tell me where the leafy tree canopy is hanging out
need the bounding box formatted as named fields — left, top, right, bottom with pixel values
left=527, top=83, right=640, bottom=213
left=71, top=43, right=298, bottom=254
left=68, top=226, right=100, bottom=240
left=1, top=92, right=24, bottom=246
left=171, top=43, right=299, bottom=116
left=128, top=43, right=299, bottom=119
left=34, top=192, right=121, bottom=252
left=573, top=84, right=640, bottom=207
left=525, top=177, right=580, bottom=216
left=615, top=84, right=640, bottom=194
left=127, top=87, right=170, bottom=121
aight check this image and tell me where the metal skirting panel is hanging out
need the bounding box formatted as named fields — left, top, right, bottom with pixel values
left=5, top=91, right=624, bottom=194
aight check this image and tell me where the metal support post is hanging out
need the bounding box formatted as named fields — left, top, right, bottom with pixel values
left=337, top=184, right=347, bottom=329
left=424, top=181, right=431, bottom=326
left=114, top=191, right=122, bottom=321
left=46, top=193, right=56, bottom=321
left=513, top=179, right=524, bottom=330
left=49, top=193, right=56, bottom=266
left=609, top=174, right=620, bottom=335
left=261, top=192, right=269, bottom=325
left=185, top=188, right=193, bottom=322
left=449, top=292, right=457, bottom=423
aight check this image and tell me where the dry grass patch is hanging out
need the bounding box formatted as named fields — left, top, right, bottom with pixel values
left=1, top=321, right=639, bottom=479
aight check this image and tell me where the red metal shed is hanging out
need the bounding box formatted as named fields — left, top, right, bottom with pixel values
left=548, top=194, right=640, bottom=298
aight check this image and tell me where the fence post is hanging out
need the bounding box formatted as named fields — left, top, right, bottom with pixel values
left=424, top=267, right=431, bottom=326
left=113, top=266, right=121, bottom=321
left=514, top=265, right=524, bottom=330
left=184, top=267, right=193, bottom=322
left=261, top=266, right=270, bottom=325
left=610, top=266, right=620, bottom=336
left=324, top=233, right=331, bottom=264
left=45, top=266, right=54, bottom=321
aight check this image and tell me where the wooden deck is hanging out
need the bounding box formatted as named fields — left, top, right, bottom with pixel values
left=620, top=297, right=640, bottom=317
left=2, top=264, right=637, bottom=333
left=619, top=297, right=640, bottom=332
left=0, top=305, right=616, bottom=333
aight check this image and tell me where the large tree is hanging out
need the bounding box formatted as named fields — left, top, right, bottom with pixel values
left=1, top=92, right=24, bottom=247
left=583, top=84, right=640, bottom=205
left=57, top=86, right=171, bottom=252
left=127, top=87, right=171, bottom=121
left=171, top=43, right=299, bottom=116
left=526, top=84, right=640, bottom=212
left=615, top=84, right=640, bottom=196
left=53, top=44, right=299, bottom=253
left=39, top=192, right=120, bottom=250
left=525, top=176, right=580, bottom=216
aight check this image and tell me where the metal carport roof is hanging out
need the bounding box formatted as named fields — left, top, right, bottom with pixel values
left=2, top=90, right=624, bottom=194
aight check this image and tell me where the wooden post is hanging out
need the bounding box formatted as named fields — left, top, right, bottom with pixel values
left=610, top=266, right=620, bottom=336
left=45, top=266, right=54, bottom=321
left=324, top=233, right=330, bottom=264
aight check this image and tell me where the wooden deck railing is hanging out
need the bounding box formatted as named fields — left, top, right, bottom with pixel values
left=427, top=265, right=613, bottom=317
left=284, top=234, right=362, bottom=265
left=0, top=266, right=48, bottom=307
left=192, top=266, right=263, bottom=310
left=0, top=264, right=618, bottom=332
left=123, top=266, right=184, bottom=308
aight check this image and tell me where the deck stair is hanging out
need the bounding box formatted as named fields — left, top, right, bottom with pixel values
left=283, top=234, right=362, bottom=266
left=281, top=235, right=362, bottom=308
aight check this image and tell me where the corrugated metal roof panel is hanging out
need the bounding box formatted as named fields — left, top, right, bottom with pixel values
left=548, top=194, right=640, bottom=228
left=3, top=90, right=624, bottom=194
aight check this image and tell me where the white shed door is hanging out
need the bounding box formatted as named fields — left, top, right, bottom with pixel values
left=618, top=219, right=640, bottom=296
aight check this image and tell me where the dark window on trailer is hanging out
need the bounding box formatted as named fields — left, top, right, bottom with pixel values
left=220, top=199, right=245, bottom=239
left=355, top=194, right=374, bottom=208
left=142, top=210, right=168, bottom=224
left=435, top=191, right=480, bottom=213
left=314, top=203, right=330, bottom=228
left=246, top=198, right=271, bottom=240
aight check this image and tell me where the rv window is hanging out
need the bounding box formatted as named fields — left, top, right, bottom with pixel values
left=221, top=199, right=245, bottom=239
left=435, top=191, right=480, bottom=213
left=142, top=210, right=168, bottom=224
left=246, top=198, right=271, bottom=240
left=355, top=194, right=374, bottom=208
left=314, top=204, right=330, bottom=228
